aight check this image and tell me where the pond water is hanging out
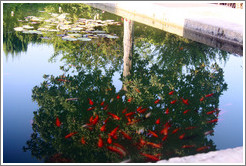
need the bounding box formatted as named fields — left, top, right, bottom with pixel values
left=2, top=3, right=244, bottom=163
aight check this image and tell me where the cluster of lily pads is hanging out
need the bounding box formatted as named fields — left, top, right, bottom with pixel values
left=14, top=12, right=121, bottom=41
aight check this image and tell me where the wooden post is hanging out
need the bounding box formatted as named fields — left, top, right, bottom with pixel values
left=122, top=18, right=134, bottom=91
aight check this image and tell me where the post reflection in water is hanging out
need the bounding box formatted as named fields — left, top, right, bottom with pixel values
left=3, top=3, right=232, bottom=163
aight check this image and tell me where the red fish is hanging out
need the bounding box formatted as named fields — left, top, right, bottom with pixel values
left=170, top=100, right=177, bottom=104
left=207, top=119, right=218, bottom=123
left=98, top=135, right=103, bottom=148
left=140, top=153, right=160, bottom=161
left=107, top=135, right=112, bottom=144
left=155, top=118, right=160, bottom=124
left=107, top=146, right=126, bottom=157
left=127, top=97, right=133, bottom=103
left=140, top=138, right=146, bottom=145
left=100, top=101, right=105, bottom=106
left=136, top=106, right=142, bottom=112
left=196, top=146, right=210, bottom=151
left=87, top=107, right=95, bottom=111
left=205, top=93, right=214, bottom=97
left=122, top=108, right=127, bottom=114
left=65, top=132, right=78, bottom=139
left=112, top=134, right=118, bottom=140
left=172, top=128, right=180, bottom=134
left=104, top=117, right=109, bottom=124
left=81, top=137, right=86, bottom=144
left=200, top=97, right=204, bottom=101
left=154, top=99, right=160, bottom=104
left=100, top=124, right=106, bottom=132
left=181, top=98, right=189, bottom=105
left=169, top=91, right=174, bottom=95
left=146, top=142, right=161, bottom=148
left=113, top=143, right=126, bottom=152
left=120, top=130, right=132, bottom=140
left=107, top=112, right=120, bottom=120
left=88, top=98, right=94, bottom=105
left=138, top=108, right=148, bottom=114
left=182, top=145, right=195, bottom=148
left=179, top=133, right=185, bottom=139
left=206, top=110, right=216, bottom=115
left=148, top=130, right=158, bottom=138
left=103, top=105, right=108, bottom=110
left=127, top=119, right=140, bottom=125
left=179, top=46, right=184, bottom=51
left=125, top=112, right=135, bottom=117
left=56, top=117, right=61, bottom=127
left=165, top=108, right=169, bottom=114
left=116, top=94, right=120, bottom=99
left=57, top=78, right=70, bottom=82
left=183, top=109, right=190, bottom=114
left=160, top=127, right=169, bottom=135
left=109, top=126, right=119, bottom=136
left=162, top=135, right=168, bottom=141
left=92, top=114, right=99, bottom=125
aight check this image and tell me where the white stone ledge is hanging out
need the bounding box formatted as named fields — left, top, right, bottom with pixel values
left=157, top=146, right=244, bottom=164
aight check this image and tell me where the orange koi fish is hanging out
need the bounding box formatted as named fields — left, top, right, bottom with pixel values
left=179, top=133, right=185, bottom=139
left=107, top=135, right=112, bottom=144
left=146, top=142, right=161, bottom=148
left=181, top=98, right=189, bottom=105
left=127, top=119, right=140, bottom=125
left=154, top=99, right=160, bottom=104
left=122, top=108, right=127, bottom=114
left=148, top=130, right=158, bottom=138
left=169, top=91, right=174, bottom=95
left=56, top=117, right=61, bottom=127
left=100, top=124, right=106, bottom=132
left=65, top=132, right=78, bottom=139
left=207, top=119, right=218, bottom=123
left=160, top=127, right=169, bottom=136
left=162, top=135, right=168, bottom=141
left=116, top=94, right=120, bottom=99
left=196, top=146, right=210, bottom=151
left=112, top=134, right=118, bottom=140
left=172, top=128, right=180, bottom=134
left=182, top=145, right=195, bottom=148
left=98, top=135, right=103, bottom=148
left=113, top=143, right=126, bottom=152
left=206, top=110, right=216, bottom=115
left=125, top=111, right=135, bottom=117
left=136, top=106, right=142, bottom=112
left=100, top=101, right=105, bottom=106
left=57, top=79, right=70, bottom=82
left=107, top=112, right=120, bottom=120
left=107, top=146, right=126, bottom=157
left=120, top=130, right=132, bottom=140
left=138, top=108, right=148, bottom=114
left=140, top=153, right=160, bottom=161
left=200, top=97, right=204, bottom=101
left=81, top=137, right=86, bottom=144
left=165, top=108, right=169, bottom=114
left=155, top=118, right=160, bottom=124
left=109, top=126, right=119, bottom=136
left=103, top=105, right=108, bottom=110
left=92, top=114, right=99, bottom=125
left=135, top=88, right=140, bottom=93
left=127, top=97, right=133, bottom=103
left=205, top=93, right=214, bottom=97
left=140, top=138, right=146, bottom=145
left=88, top=98, right=94, bottom=105
left=170, top=100, right=177, bottom=104
left=183, top=109, right=191, bottom=114
left=87, top=107, right=95, bottom=111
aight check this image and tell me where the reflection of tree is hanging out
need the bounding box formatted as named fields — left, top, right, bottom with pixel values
left=24, top=54, right=227, bottom=162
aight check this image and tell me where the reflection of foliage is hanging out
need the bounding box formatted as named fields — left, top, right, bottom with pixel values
left=24, top=54, right=227, bottom=162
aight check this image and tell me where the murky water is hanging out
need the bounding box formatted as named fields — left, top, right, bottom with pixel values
left=2, top=3, right=243, bottom=163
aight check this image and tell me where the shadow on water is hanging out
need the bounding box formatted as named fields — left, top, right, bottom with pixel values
left=3, top=3, right=230, bottom=163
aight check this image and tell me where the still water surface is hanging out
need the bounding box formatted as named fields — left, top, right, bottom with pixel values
left=2, top=3, right=243, bottom=163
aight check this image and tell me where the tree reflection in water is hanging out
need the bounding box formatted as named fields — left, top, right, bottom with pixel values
left=3, top=3, right=229, bottom=163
